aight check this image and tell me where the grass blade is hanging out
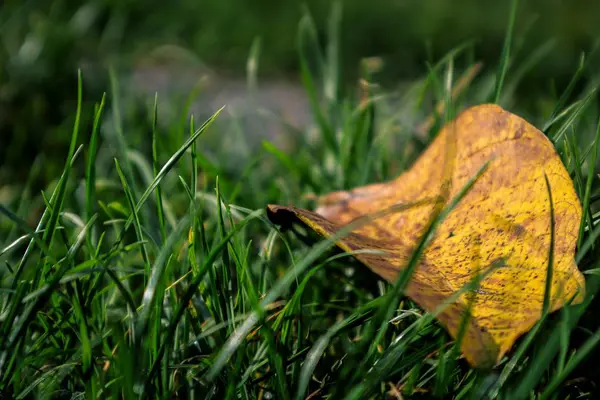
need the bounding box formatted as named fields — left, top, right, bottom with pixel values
left=490, top=0, right=519, bottom=104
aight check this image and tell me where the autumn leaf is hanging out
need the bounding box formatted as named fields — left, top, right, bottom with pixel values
left=267, top=104, right=585, bottom=368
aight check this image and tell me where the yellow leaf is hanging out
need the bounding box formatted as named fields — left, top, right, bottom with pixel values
left=267, top=104, right=585, bottom=368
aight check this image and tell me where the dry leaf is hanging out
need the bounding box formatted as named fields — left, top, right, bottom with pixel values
left=267, top=104, right=585, bottom=368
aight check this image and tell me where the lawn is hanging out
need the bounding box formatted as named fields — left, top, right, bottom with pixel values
left=1, top=1, right=600, bottom=399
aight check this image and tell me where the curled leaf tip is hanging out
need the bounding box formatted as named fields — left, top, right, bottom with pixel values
left=267, top=104, right=585, bottom=368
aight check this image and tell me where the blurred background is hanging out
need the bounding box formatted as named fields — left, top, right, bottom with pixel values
left=2, top=0, right=600, bottom=188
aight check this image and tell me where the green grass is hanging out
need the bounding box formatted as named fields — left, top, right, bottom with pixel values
left=1, top=3, right=600, bottom=399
